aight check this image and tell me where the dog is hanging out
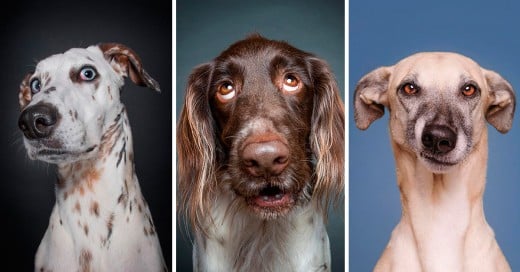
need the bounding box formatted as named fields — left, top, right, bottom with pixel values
left=177, top=34, right=345, bottom=271
left=18, top=43, right=167, bottom=271
left=354, top=52, right=515, bottom=271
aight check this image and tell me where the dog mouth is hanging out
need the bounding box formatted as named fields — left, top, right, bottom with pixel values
left=251, top=186, right=291, bottom=207
left=420, top=153, right=458, bottom=166
left=244, top=185, right=295, bottom=218
left=30, top=145, right=97, bottom=163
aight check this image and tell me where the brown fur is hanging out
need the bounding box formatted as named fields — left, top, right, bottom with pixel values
left=177, top=34, right=344, bottom=233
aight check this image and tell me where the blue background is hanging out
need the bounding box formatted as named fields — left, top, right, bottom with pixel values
left=350, top=0, right=520, bottom=270
left=176, top=0, right=345, bottom=271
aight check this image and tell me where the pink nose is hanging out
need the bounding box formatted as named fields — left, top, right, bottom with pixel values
left=240, top=141, right=290, bottom=177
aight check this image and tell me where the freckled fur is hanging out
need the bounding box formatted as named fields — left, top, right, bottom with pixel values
left=18, top=44, right=166, bottom=271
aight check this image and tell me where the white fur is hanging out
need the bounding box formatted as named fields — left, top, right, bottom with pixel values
left=193, top=189, right=330, bottom=272
left=20, top=46, right=166, bottom=271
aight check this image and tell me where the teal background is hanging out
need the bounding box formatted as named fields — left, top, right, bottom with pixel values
left=176, top=0, right=345, bottom=271
left=350, top=0, right=520, bottom=270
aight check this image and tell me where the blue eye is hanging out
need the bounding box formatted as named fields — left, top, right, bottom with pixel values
left=30, top=78, right=41, bottom=94
left=79, top=66, right=97, bottom=81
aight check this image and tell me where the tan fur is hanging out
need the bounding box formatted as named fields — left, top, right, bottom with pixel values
left=355, top=52, right=515, bottom=271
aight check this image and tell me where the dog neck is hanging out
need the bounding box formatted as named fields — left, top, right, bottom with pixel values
left=388, top=128, right=508, bottom=270
left=52, top=107, right=156, bottom=248
left=195, top=191, right=330, bottom=271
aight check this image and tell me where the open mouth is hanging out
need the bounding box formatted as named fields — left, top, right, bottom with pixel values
left=245, top=185, right=295, bottom=217
left=252, top=186, right=290, bottom=207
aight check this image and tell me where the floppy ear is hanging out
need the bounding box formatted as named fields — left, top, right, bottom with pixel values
left=18, top=73, right=33, bottom=109
left=484, top=69, right=516, bottom=133
left=99, top=43, right=161, bottom=92
left=307, top=57, right=345, bottom=210
left=354, top=66, right=392, bottom=130
left=177, top=63, right=216, bottom=233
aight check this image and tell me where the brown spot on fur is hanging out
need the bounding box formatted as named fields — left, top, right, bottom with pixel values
left=63, top=191, right=69, bottom=200
left=79, top=249, right=92, bottom=272
left=82, top=167, right=101, bottom=190
left=90, top=201, right=99, bottom=217
left=106, top=213, right=115, bottom=243
left=108, top=86, right=113, bottom=100
left=79, top=186, right=85, bottom=195
left=138, top=203, right=142, bottom=213
left=74, top=201, right=81, bottom=214
left=143, top=227, right=148, bottom=236
left=83, top=224, right=89, bottom=236
left=91, top=95, right=96, bottom=101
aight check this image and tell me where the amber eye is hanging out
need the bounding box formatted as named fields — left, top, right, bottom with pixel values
left=462, top=84, right=477, bottom=97
left=282, top=74, right=300, bottom=92
left=216, top=82, right=236, bottom=102
left=402, top=83, right=419, bottom=95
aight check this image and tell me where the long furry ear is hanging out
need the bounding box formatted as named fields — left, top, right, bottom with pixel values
left=98, top=43, right=161, bottom=92
left=177, top=63, right=216, bottom=233
left=307, top=57, right=345, bottom=211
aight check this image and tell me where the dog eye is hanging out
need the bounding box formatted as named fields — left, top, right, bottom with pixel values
left=282, top=74, right=300, bottom=92
left=216, top=82, right=236, bottom=102
left=79, top=66, right=97, bottom=81
left=30, top=78, right=41, bottom=94
left=461, top=84, right=477, bottom=97
left=402, top=83, right=419, bottom=95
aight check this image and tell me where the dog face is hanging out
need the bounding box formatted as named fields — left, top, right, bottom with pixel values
left=18, top=44, right=159, bottom=164
left=177, top=35, right=344, bottom=224
left=355, top=52, right=515, bottom=172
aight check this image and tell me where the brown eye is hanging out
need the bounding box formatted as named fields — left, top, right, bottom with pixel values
left=282, top=74, right=300, bottom=92
left=402, top=83, right=418, bottom=95
left=462, top=84, right=477, bottom=97
left=216, top=82, right=236, bottom=102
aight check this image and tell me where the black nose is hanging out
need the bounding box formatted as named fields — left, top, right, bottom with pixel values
left=241, top=141, right=290, bottom=177
left=421, top=125, right=457, bottom=154
left=18, top=103, right=59, bottom=139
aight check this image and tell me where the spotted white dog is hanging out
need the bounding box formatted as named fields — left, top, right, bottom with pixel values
left=18, top=44, right=167, bottom=271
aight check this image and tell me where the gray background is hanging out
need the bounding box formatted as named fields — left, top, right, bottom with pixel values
left=350, top=0, right=520, bottom=270
left=0, top=0, right=172, bottom=269
left=176, top=0, right=345, bottom=271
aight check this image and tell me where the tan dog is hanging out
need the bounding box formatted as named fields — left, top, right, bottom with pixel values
left=354, top=52, right=515, bottom=271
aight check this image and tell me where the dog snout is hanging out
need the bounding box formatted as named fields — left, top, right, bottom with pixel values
left=241, top=140, right=290, bottom=177
left=421, top=125, right=457, bottom=154
left=18, top=103, right=59, bottom=139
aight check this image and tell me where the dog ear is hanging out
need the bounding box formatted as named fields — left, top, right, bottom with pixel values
left=354, top=66, right=392, bottom=130
left=99, top=43, right=161, bottom=92
left=177, top=63, right=216, bottom=233
left=307, top=57, right=345, bottom=211
left=484, top=70, right=516, bottom=133
left=18, top=73, right=33, bottom=109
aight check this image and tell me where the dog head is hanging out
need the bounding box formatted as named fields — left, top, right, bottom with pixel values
left=354, top=52, right=515, bottom=172
left=18, top=43, right=160, bottom=164
left=177, top=34, right=344, bottom=226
